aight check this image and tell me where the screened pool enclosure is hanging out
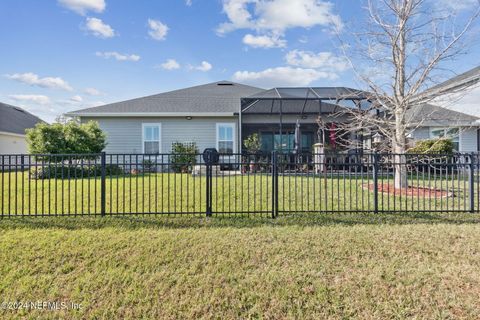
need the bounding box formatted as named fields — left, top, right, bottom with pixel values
left=238, top=87, right=371, bottom=154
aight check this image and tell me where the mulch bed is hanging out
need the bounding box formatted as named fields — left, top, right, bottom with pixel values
left=365, top=183, right=454, bottom=198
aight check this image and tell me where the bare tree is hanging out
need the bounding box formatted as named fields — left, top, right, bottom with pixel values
left=339, top=0, right=480, bottom=189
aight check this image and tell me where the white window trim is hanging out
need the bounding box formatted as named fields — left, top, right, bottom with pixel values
left=142, top=123, right=162, bottom=154
left=216, top=123, right=236, bottom=153
left=429, top=126, right=461, bottom=150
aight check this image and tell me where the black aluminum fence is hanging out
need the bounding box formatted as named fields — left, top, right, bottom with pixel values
left=0, top=152, right=479, bottom=217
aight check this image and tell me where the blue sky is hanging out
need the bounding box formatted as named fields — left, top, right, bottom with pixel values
left=0, top=0, right=479, bottom=122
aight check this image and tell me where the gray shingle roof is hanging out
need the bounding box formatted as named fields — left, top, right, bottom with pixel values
left=406, top=103, right=480, bottom=126
left=67, top=81, right=264, bottom=115
left=0, top=102, right=43, bottom=135
left=428, top=66, right=480, bottom=94
left=413, top=66, right=480, bottom=104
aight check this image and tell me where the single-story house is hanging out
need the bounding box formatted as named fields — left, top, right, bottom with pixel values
left=66, top=67, right=480, bottom=155
left=66, top=82, right=367, bottom=154
left=0, top=102, right=43, bottom=154
left=67, top=81, right=263, bottom=154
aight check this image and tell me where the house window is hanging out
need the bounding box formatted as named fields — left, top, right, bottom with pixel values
left=217, top=123, right=235, bottom=153
left=430, top=127, right=459, bottom=151
left=142, top=123, right=161, bottom=154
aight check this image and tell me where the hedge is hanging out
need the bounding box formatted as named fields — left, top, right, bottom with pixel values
left=29, top=164, right=123, bottom=180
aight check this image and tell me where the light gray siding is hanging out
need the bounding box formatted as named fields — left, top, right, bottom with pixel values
left=411, top=126, right=478, bottom=152
left=82, top=118, right=140, bottom=153
left=460, top=128, right=478, bottom=152
left=81, top=117, right=237, bottom=154
left=411, top=127, right=430, bottom=140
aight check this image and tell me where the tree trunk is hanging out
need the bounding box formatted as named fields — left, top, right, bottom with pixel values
left=392, top=2, right=408, bottom=190
left=393, top=110, right=408, bottom=189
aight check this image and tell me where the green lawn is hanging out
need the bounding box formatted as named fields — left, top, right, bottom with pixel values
left=1, top=214, right=480, bottom=319
left=0, top=171, right=476, bottom=216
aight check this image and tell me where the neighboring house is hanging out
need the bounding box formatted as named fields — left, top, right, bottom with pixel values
left=0, top=102, right=43, bottom=154
left=407, top=104, right=480, bottom=152
left=408, top=66, right=480, bottom=152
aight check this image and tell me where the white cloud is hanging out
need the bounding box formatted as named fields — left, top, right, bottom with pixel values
left=5, top=72, right=73, bottom=91
left=232, top=66, right=336, bottom=87
left=242, top=34, right=286, bottom=48
left=96, top=51, right=140, bottom=61
left=84, top=87, right=103, bottom=96
left=58, top=0, right=105, bottom=15
left=5, top=93, right=111, bottom=123
left=285, top=50, right=349, bottom=71
left=70, top=95, right=83, bottom=102
left=190, top=61, right=213, bottom=72
left=85, top=17, right=115, bottom=38
left=9, top=94, right=51, bottom=105
left=217, top=0, right=343, bottom=35
left=159, top=59, right=181, bottom=70
left=231, top=50, right=350, bottom=88
left=217, top=0, right=255, bottom=33
left=148, top=19, right=169, bottom=41
left=186, top=0, right=193, bottom=6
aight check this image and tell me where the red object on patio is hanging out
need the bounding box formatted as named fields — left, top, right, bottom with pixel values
left=329, top=123, right=337, bottom=149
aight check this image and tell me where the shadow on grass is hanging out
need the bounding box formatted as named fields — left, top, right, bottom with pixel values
left=0, top=211, right=480, bottom=231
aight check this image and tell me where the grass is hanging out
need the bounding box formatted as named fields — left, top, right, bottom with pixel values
left=1, top=170, right=479, bottom=317
left=1, top=214, right=480, bottom=319
left=1, top=171, right=476, bottom=216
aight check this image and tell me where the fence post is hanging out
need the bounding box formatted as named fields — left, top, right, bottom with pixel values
left=206, top=162, right=212, bottom=217
left=100, top=152, right=106, bottom=216
left=20, top=154, right=25, bottom=172
left=372, top=153, right=379, bottom=214
left=271, top=151, right=278, bottom=219
left=202, top=148, right=217, bottom=217
left=469, top=153, right=475, bottom=213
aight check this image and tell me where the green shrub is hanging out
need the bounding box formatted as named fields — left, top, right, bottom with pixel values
left=142, top=159, right=157, bottom=173
left=29, top=164, right=123, bottom=180
left=171, top=142, right=199, bottom=173
left=408, top=138, right=454, bottom=154
left=243, top=133, right=261, bottom=154
left=408, top=139, right=456, bottom=174
left=26, top=121, right=106, bottom=161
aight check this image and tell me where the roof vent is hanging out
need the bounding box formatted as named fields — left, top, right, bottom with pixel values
left=13, top=107, right=26, bottom=114
left=217, top=82, right=233, bottom=86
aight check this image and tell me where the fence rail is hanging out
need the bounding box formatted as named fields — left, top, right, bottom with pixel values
left=1, top=152, right=479, bottom=217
